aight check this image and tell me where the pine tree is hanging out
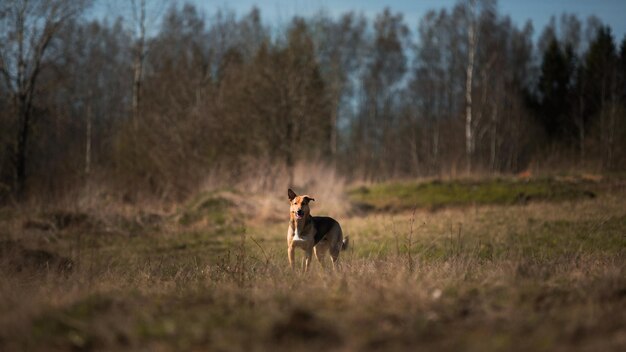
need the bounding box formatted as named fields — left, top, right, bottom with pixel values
left=537, top=39, right=577, bottom=142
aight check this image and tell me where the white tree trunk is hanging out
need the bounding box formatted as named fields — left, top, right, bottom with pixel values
left=464, top=0, right=477, bottom=174
left=131, top=0, right=146, bottom=128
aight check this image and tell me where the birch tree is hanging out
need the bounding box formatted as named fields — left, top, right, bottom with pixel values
left=464, top=0, right=477, bottom=173
left=130, top=0, right=146, bottom=127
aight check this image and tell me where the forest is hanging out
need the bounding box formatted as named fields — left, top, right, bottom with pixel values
left=1, top=0, right=625, bottom=201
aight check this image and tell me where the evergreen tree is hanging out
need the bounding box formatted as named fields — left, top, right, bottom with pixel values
left=536, top=38, right=577, bottom=142
left=583, top=26, right=617, bottom=122
left=618, top=36, right=626, bottom=104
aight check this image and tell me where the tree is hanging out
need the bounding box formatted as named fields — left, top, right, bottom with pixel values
left=460, top=0, right=497, bottom=173
left=500, top=20, right=535, bottom=172
left=463, top=0, right=478, bottom=173
left=584, top=26, right=618, bottom=168
left=536, top=38, right=576, bottom=141
left=0, top=0, right=90, bottom=196
left=212, top=18, right=329, bottom=186
left=410, top=9, right=451, bottom=174
left=130, top=0, right=146, bottom=127
left=276, top=19, right=330, bottom=184
left=357, top=8, right=409, bottom=178
left=617, top=36, right=626, bottom=166
left=617, top=35, right=626, bottom=106
left=310, top=12, right=367, bottom=164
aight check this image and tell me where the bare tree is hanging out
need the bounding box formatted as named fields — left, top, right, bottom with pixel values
left=311, top=12, right=367, bottom=165
left=0, top=0, right=89, bottom=195
left=119, top=0, right=170, bottom=126
left=358, top=8, right=409, bottom=179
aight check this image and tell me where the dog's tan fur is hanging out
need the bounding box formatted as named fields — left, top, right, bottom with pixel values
left=287, top=188, right=347, bottom=271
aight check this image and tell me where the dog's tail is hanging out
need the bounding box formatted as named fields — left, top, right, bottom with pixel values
left=341, top=236, right=349, bottom=251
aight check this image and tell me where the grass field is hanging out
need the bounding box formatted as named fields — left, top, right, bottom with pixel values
left=0, top=176, right=625, bottom=351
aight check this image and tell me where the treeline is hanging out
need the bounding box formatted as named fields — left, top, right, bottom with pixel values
left=1, top=0, right=625, bottom=201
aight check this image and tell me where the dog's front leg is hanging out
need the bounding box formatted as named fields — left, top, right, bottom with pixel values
left=288, top=245, right=295, bottom=270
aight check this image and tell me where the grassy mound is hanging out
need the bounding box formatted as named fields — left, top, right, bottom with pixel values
left=177, top=192, right=240, bottom=230
left=348, top=177, right=596, bottom=211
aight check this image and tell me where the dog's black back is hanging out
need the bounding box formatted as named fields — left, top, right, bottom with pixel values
left=312, top=216, right=339, bottom=245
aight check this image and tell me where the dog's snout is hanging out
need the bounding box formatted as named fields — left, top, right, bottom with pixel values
left=296, top=209, right=304, bottom=216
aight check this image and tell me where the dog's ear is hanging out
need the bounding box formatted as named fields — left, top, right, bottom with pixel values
left=302, top=196, right=315, bottom=204
left=288, top=188, right=297, bottom=201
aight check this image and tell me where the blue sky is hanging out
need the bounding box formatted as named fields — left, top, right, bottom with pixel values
left=203, top=0, right=626, bottom=40
left=92, top=0, right=626, bottom=42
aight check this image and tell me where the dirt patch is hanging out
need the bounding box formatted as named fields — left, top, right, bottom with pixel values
left=0, top=239, right=73, bottom=273
left=23, top=211, right=93, bottom=232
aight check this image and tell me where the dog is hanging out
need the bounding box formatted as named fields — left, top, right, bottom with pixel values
left=287, top=188, right=348, bottom=271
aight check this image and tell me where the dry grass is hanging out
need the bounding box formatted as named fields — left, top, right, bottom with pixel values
left=0, top=177, right=625, bottom=351
left=193, top=160, right=350, bottom=224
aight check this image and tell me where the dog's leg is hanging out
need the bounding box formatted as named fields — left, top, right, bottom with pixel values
left=304, top=248, right=313, bottom=272
left=314, top=246, right=326, bottom=270
left=330, top=246, right=340, bottom=271
left=288, top=245, right=295, bottom=270
left=330, top=256, right=338, bottom=271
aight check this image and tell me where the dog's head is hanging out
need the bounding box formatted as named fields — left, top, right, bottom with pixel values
left=288, top=188, right=315, bottom=220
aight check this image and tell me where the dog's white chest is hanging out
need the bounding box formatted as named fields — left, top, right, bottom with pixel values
left=293, top=227, right=304, bottom=241
left=291, top=226, right=311, bottom=248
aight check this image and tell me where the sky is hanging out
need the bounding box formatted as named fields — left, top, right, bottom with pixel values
left=91, top=0, right=626, bottom=43
left=200, top=0, right=626, bottom=40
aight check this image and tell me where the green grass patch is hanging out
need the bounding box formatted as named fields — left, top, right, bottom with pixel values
left=177, top=192, right=237, bottom=227
left=348, top=178, right=595, bottom=211
left=522, top=215, right=626, bottom=256
left=404, top=215, right=626, bottom=265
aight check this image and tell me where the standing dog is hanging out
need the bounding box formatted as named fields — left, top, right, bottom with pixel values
left=287, top=188, right=348, bottom=271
